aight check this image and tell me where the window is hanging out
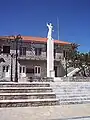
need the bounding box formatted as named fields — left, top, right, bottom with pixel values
left=19, top=47, right=22, bottom=56
left=3, top=66, right=9, bottom=72
left=63, top=50, right=66, bottom=58
left=6, top=66, right=9, bottom=72
left=26, top=68, right=34, bottom=73
left=19, top=66, right=26, bottom=73
left=34, top=66, right=41, bottom=74
left=19, top=47, right=26, bottom=56
left=38, top=67, right=40, bottom=74
left=19, top=66, right=22, bottom=73
left=45, top=44, right=47, bottom=57
left=54, top=49, right=56, bottom=59
left=0, top=58, right=5, bottom=63
left=3, top=66, right=5, bottom=72
left=3, top=46, right=10, bottom=54
left=0, top=46, right=2, bottom=53
left=35, top=67, right=37, bottom=73
left=23, top=47, right=26, bottom=55
left=23, top=67, right=25, bottom=73
left=63, top=50, right=68, bottom=59
left=35, top=48, right=41, bottom=55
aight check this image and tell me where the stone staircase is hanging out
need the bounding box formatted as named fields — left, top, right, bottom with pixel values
left=0, top=82, right=59, bottom=107
left=51, top=82, right=90, bottom=105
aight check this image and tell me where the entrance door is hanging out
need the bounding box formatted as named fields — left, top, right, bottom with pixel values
left=34, top=66, right=41, bottom=77
left=19, top=66, right=26, bottom=78
left=54, top=66, right=57, bottom=77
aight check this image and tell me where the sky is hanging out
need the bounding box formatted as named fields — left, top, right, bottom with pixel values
left=0, top=0, right=90, bottom=52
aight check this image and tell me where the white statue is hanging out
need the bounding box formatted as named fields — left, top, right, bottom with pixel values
left=47, top=23, right=53, bottom=39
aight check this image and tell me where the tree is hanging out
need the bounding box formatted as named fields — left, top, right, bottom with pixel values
left=66, top=43, right=90, bottom=77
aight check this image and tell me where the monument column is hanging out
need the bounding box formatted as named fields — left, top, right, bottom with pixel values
left=47, top=23, right=55, bottom=77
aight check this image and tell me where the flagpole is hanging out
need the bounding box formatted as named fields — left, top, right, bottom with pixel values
left=57, top=17, right=60, bottom=40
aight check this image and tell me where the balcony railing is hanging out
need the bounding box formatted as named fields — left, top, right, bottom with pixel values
left=18, top=54, right=61, bottom=61
left=18, top=54, right=47, bottom=60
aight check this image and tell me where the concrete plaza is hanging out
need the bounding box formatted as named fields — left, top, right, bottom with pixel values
left=0, top=104, right=90, bottom=120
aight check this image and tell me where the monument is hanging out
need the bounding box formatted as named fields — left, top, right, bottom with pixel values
left=47, top=23, right=55, bottom=77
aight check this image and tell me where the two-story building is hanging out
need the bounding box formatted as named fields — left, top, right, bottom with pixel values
left=0, top=35, right=72, bottom=82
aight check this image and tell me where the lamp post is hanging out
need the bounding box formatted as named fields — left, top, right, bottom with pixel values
left=65, top=51, right=68, bottom=77
left=14, top=34, right=22, bottom=82
left=10, top=54, right=13, bottom=81
left=65, top=51, right=67, bottom=77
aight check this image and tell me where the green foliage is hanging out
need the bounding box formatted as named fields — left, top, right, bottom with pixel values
left=67, top=43, right=90, bottom=69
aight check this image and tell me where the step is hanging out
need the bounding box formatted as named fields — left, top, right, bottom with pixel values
left=56, top=93, right=90, bottom=96
left=56, top=89, right=90, bottom=92
left=0, top=82, right=50, bottom=87
left=59, top=99, right=90, bottom=105
left=56, top=92, right=90, bottom=94
left=55, top=90, right=90, bottom=93
left=0, top=92, right=56, bottom=100
left=59, top=97, right=90, bottom=101
left=56, top=85, right=90, bottom=87
left=58, top=88, right=90, bottom=90
left=56, top=94, right=90, bottom=98
left=0, top=87, right=53, bottom=93
left=55, top=92, right=90, bottom=94
left=55, top=93, right=90, bottom=96
left=58, top=87, right=90, bottom=89
left=56, top=87, right=90, bottom=89
left=0, top=99, right=59, bottom=107
left=56, top=86, right=89, bottom=87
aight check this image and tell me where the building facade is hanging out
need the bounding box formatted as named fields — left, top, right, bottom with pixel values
left=0, top=36, right=72, bottom=82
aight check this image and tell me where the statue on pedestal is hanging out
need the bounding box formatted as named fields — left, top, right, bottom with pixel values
left=47, top=22, right=55, bottom=77
left=47, top=23, right=53, bottom=39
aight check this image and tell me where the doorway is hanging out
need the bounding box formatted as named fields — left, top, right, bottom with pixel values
left=34, top=66, right=41, bottom=77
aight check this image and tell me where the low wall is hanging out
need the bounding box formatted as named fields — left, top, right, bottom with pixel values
left=27, top=77, right=54, bottom=82
left=54, top=77, right=90, bottom=82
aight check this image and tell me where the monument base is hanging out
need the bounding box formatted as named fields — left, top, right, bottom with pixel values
left=50, top=70, right=55, bottom=78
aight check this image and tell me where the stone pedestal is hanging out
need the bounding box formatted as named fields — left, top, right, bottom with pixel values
left=50, top=70, right=55, bottom=78
left=47, top=38, right=55, bottom=77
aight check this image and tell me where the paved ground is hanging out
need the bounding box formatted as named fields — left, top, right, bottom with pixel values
left=53, top=117, right=90, bottom=120
left=53, top=116, right=90, bottom=120
left=0, top=104, right=90, bottom=120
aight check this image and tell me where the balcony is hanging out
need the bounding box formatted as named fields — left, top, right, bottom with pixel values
left=18, top=54, right=62, bottom=61
left=18, top=55, right=47, bottom=61
left=18, top=50, right=63, bottom=61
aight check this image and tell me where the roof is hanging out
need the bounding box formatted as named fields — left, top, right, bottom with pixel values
left=22, top=36, right=71, bottom=45
left=0, top=36, right=71, bottom=45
